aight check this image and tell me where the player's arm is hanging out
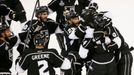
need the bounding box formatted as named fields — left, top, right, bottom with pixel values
left=48, top=0, right=58, bottom=13
left=106, top=26, right=122, bottom=49
left=61, top=51, right=83, bottom=75
left=10, top=0, right=27, bottom=23
left=15, top=50, right=31, bottom=73
left=0, top=4, right=15, bottom=20
left=49, top=49, right=64, bottom=67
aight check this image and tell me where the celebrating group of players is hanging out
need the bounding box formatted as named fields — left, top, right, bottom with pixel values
left=0, top=0, right=133, bottom=75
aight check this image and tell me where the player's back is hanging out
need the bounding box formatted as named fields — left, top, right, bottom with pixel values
left=18, top=48, right=63, bottom=75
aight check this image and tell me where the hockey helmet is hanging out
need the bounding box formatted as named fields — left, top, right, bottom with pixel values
left=35, top=6, right=49, bottom=16
left=33, top=33, right=49, bottom=46
left=93, top=11, right=112, bottom=29
left=65, top=10, right=79, bottom=20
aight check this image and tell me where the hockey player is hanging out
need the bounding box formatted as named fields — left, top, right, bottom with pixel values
left=16, top=32, right=83, bottom=75
left=16, top=33, right=64, bottom=75
left=0, top=24, right=18, bottom=75
left=77, top=12, right=118, bottom=75
left=17, top=6, right=61, bottom=54
left=0, top=0, right=27, bottom=24
left=102, top=13, right=133, bottom=75
left=63, top=10, right=84, bottom=75
left=48, top=0, right=91, bottom=56
left=79, top=10, right=133, bottom=75
left=92, top=11, right=133, bottom=75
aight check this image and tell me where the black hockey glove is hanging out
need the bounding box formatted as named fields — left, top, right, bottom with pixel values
left=75, top=24, right=87, bottom=38
left=17, top=42, right=28, bottom=56
left=82, top=38, right=95, bottom=49
left=94, top=43, right=107, bottom=53
left=61, top=50, right=68, bottom=57
left=8, top=11, right=16, bottom=20
left=13, top=11, right=27, bottom=23
left=0, top=4, right=10, bottom=16
left=93, top=30, right=105, bottom=41
left=107, top=41, right=118, bottom=52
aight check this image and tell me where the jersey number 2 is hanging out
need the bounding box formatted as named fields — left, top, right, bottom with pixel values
left=38, top=60, right=49, bottom=75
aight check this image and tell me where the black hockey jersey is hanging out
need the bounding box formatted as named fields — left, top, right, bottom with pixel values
left=19, top=18, right=59, bottom=49
left=0, top=36, right=17, bottom=72
left=16, top=48, right=63, bottom=75
left=64, top=25, right=81, bottom=53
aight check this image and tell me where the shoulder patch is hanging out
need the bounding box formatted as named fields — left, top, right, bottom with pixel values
left=68, top=28, right=73, bottom=34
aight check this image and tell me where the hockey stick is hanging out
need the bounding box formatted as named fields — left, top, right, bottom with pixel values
left=24, top=0, right=40, bottom=45
left=16, top=0, right=40, bottom=75
left=129, top=46, right=134, bottom=51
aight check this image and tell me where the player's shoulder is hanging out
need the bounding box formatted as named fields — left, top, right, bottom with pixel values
left=0, top=40, right=6, bottom=49
left=46, top=48, right=59, bottom=54
left=47, top=18, right=58, bottom=24
left=25, top=19, right=38, bottom=25
left=47, top=18, right=55, bottom=22
left=0, top=40, right=5, bottom=45
left=21, top=48, right=34, bottom=56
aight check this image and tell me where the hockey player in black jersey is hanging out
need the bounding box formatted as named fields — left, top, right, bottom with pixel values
left=17, top=6, right=62, bottom=54
left=101, top=12, right=133, bottom=75
left=48, top=0, right=91, bottom=56
left=0, top=0, right=27, bottom=25
left=63, top=10, right=84, bottom=75
left=79, top=9, right=133, bottom=75
left=0, top=24, right=18, bottom=75
left=91, top=11, right=133, bottom=75
left=16, top=32, right=82, bottom=75
left=16, top=33, right=64, bottom=75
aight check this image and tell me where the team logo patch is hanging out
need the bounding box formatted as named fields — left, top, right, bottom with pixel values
left=68, top=28, right=73, bottom=34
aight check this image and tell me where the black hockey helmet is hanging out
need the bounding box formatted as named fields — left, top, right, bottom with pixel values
left=65, top=10, right=79, bottom=20
left=33, top=33, right=49, bottom=46
left=0, top=24, right=9, bottom=33
left=93, top=11, right=112, bottom=29
left=35, top=6, right=49, bottom=16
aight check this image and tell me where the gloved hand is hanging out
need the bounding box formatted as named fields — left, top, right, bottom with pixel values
left=93, top=30, right=105, bottom=41
left=107, top=41, right=118, bottom=52
left=75, top=24, right=87, bottom=38
left=61, top=49, right=68, bottom=57
left=0, top=4, right=10, bottom=16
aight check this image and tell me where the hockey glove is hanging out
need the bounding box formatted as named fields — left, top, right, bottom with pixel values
left=75, top=24, right=87, bottom=38
left=0, top=4, right=10, bottom=16
left=93, top=30, right=105, bottom=41
left=107, top=41, right=118, bottom=52
left=17, top=42, right=28, bottom=56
